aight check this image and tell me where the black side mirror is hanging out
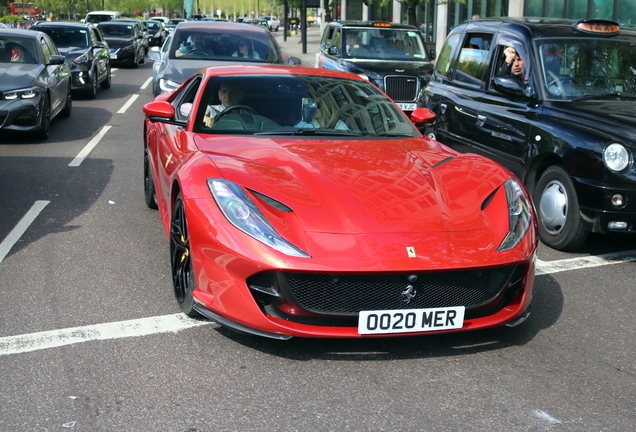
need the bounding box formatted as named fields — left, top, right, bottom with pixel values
left=287, top=56, right=302, bottom=66
left=429, top=49, right=436, bottom=60
left=48, top=55, right=65, bottom=65
left=491, top=76, right=535, bottom=98
left=327, top=46, right=339, bottom=56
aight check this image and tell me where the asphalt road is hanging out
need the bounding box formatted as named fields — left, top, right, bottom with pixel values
left=1, top=60, right=635, bottom=432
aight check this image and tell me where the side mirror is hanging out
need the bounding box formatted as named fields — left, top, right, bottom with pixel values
left=287, top=56, right=302, bottom=66
left=410, top=107, right=436, bottom=127
left=147, top=47, right=162, bottom=62
left=48, top=55, right=65, bottom=65
left=327, top=46, right=339, bottom=56
left=491, top=76, right=535, bottom=98
left=429, top=49, right=436, bottom=61
left=143, top=101, right=186, bottom=126
left=94, top=41, right=107, bottom=49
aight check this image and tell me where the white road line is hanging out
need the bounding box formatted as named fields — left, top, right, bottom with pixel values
left=140, top=77, right=153, bottom=90
left=0, top=200, right=49, bottom=264
left=536, top=250, right=636, bottom=276
left=68, top=125, right=111, bottom=167
left=533, top=410, right=561, bottom=424
left=0, top=314, right=212, bottom=356
left=117, top=94, right=139, bottom=114
left=111, top=68, right=118, bottom=72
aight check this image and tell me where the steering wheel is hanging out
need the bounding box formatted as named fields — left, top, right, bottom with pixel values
left=214, top=105, right=259, bottom=125
left=186, top=48, right=213, bottom=58
left=547, top=71, right=573, bottom=96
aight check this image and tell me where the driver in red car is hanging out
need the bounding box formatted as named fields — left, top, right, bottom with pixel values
left=203, top=81, right=245, bottom=127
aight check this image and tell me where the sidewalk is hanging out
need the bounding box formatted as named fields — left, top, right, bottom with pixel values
left=273, top=27, right=322, bottom=67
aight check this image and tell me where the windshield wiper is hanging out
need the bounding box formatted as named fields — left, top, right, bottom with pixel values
left=253, top=130, right=362, bottom=137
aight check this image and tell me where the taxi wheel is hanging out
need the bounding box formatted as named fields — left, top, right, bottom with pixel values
left=534, top=165, right=588, bottom=251
left=100, top=65, right=111, bottom=89
left=144, top=147, right=158, bottom=210
left=170, top=193, right=201, bottom=317
left=424, top=127, right=436, bottom=140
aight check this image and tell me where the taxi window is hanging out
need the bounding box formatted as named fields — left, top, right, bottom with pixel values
left=452, top=33, right=492, bottom=88
left=322, top=26, right=336, bottom=49
left=435, top=33, right=460, bottom=77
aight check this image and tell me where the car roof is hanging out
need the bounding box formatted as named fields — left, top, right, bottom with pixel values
left=328, top=20, right=419, bottom=31
left=0, top=28, right=39, bottom=38
left=97, top=21, right=135, bottom=26
left=86, top=11, right=119, bottom=14
left=455, top=17, right=636, bottom=39
left=199, top=64, right=366, bottom=82
left=32, top=22, right=93, bottom=28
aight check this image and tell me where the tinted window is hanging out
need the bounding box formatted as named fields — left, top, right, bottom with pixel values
left=37, top=28, right=89, bottom=48
left=0, top=36, right=38, bottom=63
left=98, top=24, right=134, bottom=38
left=453, top=33, right=492, bottom=88
left=343, top=28, right=428, bottom=61
left=435, top=33, right=461, bottom=77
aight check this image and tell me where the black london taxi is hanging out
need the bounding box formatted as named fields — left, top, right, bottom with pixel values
left=419, top=18, right=636, bottom=251
left=316, top=21, right=434, bottom=114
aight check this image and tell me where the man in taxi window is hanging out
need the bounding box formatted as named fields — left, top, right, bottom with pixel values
left=497, top=46, right=526, bottom=85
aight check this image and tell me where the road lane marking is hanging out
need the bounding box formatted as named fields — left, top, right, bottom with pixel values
left=0, top=314, right=212, bottom=356
left=141, top=77, right=153, bottom=90
left=532, top=410, right=561, bottom=424
left=68, top=125, right=111, bottom=167
left=0, top=200, right=49, bottom=264
left=536, top=250, right=636, bottom=276
left=118, top=94, right=139, bottom=114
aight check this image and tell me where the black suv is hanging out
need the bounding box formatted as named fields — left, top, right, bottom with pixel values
left=419, top=18, right=636, bottom=251
left=32, top=21, right=111, bottom=98
left=315, top=21, right=434, bottom=115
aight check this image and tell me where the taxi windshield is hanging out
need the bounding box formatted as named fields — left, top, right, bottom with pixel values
left=538, top=38, right=636, bottom=100
left=344, top=28, right=428, bottom=61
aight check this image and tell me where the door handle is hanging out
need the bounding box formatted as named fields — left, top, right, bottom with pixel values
left=477, top=115, right=486, bottom=127
left=440, top=103, right=447, bottom=114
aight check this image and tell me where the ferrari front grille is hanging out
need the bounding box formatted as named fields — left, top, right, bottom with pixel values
left=384, top=75, right=419, bottom=102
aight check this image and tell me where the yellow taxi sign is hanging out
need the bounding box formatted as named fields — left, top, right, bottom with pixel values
left=372, top=22, right=392, bottom=28
left=574, top=20, right=620, bottom=35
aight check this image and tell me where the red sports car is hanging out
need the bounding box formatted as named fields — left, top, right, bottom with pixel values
left=143, top=65, right=538, bottom=340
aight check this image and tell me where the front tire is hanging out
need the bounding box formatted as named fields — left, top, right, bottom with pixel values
left=534, top=165, right=588, bottom=251
left=170, top=193, right=201, bottom=317
left=60, top=85, right=72, bottom=117
left=100, top=64, right=112, bottom=89
left=34, top=93, right=51, bottom=140
left=86, top=69, right=98, bottom=99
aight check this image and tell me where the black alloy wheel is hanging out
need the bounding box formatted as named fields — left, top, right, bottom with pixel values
left=144, top=147, right=158, bottom=209
left=170, top=193, right=200, bottom=317
left=534, top=165, right=588, bottom=251
left=87, top=69, right=98, bottom=99
left=34, top=93, right=51, bottom=140
left=100, top=64, right=111, bottom=89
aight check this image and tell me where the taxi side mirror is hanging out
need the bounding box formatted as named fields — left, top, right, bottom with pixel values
left=328, top=46, right=339, bottom=56
left=491, top=76, right=535, bottom=98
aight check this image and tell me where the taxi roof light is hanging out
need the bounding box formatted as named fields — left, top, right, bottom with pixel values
left=573, top=20, right=620, bottom=35
left=372, top=22, right=392, bottom=28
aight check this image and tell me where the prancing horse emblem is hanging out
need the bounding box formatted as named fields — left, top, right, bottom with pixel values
left=401, top=284, right=417, bottom=304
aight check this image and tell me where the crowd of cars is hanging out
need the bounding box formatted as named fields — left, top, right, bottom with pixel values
left=3, top=13, right=634, bottom=340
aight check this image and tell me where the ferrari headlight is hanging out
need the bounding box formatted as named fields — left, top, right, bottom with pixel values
left=603, top=143, right=631, bottom=172
left=159, top=78, right=181, bottom=92
left=208, top=179, right=310, bottom=258
left=498, top=179, right=531, bottom=252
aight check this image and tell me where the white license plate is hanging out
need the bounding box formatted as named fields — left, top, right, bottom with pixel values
left=397, top=103, right=417, bottom=111
left=358, top=306, right=465, bottom=335
left=110, top=54, right=117, bottom=59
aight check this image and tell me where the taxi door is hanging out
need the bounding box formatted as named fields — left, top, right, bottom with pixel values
left=437, top=32, right=494, bottom=154
left=315, top=25, right=342, bottom=70
left=473, top=38, right=535, bottom=180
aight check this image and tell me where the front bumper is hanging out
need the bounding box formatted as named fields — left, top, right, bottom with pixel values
left=109, top=48, right=137, bottom=64
left=574, top=177, right=636, bottom=234
left=0, top=95, right=44, bottom=132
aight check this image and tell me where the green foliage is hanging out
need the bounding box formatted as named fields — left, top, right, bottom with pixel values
left=1, top=15, right=22, bottom=24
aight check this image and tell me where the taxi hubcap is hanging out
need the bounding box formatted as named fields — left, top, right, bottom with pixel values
left=540, top=180, right=568, bottom=235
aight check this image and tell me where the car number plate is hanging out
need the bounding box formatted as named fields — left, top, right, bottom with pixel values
left=110, top=54, right=117, bottom=59
left=358, top=306, right=465, bottom=335
left=397, top=103, right=417, bottom=111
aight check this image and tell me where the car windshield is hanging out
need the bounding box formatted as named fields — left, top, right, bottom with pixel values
left=86, top=14, right=115, bottom=23
left=146, top=21, right=159, bottom=30
left=37, top=28, right=88, bottom=48
left=344, top=28, right=428, bottom=61
left=192, top=75, right=420, bottom=138
left=169, top=28, right=282, bottom=63
left=0, top=36, right=38, bottom=63
left=98, top=24, right=134, bottom=38
left=537, top=38, right=636, bottom=100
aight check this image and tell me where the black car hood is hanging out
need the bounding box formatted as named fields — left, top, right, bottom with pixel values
left=548, top=99, right=636, bottom=144
left=57, top=46, right=87, bottom=62
left=162, top=58, right=238, bottom=84
left=344, top=59, right=434, bottom=76
left=104, top=37, right=135, bottom=49
left=0, top=63, right=40, bottom=91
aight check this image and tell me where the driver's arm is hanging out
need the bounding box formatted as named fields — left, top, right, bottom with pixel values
left=203, top=105, right=221, bottom=128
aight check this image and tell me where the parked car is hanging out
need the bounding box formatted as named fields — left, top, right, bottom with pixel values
left=97, top=21, right=145, bottom=68
left=419, top=18, right=636, bottom=251
left=84, top=11, right=121, bottom=24
left=144, top=20, right=167, bottom=47
left=316, top=21, right=434, bottom=116
left=31, top=21, right=111, bottom=98
left=147, top=21, right=300, bottom=96
left=150, top=17, right=170, bottom=25
left=259, top=16, right=279, bottom=31
left=142, top=65, right=537, bottom=339
left=112, top=18, right=149, bottom=54
left=0, top=28, right=72, bottom=140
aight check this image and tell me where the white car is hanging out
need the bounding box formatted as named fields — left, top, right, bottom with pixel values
left=259, top=16, right=279, bottom=31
